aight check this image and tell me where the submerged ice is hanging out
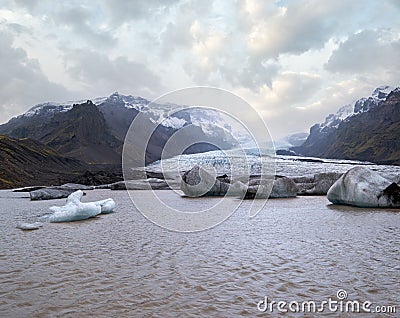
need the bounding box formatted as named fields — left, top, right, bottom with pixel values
left=40, top=190, right=116, bottom=222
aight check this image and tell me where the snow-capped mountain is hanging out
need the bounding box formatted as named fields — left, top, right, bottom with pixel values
left=275, top=87, right=393, bottom=154
left=160, top=116, right=187, bottom=129
left=0, top=92, right=237, bottom=165
left=316, top=85, right=393, bottom=133
left=293, top=85, right=400, bottom=165
left=105, top=92, right=150, bottom=110
left=18, top=92, right=243, bottom=133
left=22, top=92, right=149, bottom=118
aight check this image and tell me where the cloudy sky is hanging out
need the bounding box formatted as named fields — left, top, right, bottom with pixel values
left=0, top=0, right=399, bottom=139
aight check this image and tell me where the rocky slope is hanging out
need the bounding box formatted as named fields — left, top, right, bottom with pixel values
left=0, top=135, right=88, bottom=189
left=41, top=101, right=122, bottom=164
left=293, top=86, right=400, bottom=165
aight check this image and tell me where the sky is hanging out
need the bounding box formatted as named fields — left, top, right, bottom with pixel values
left=0, top=0, right=399, bottom=139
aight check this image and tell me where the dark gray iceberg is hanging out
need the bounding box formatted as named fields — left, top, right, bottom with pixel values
left=327, top=166, right=400, bottom=208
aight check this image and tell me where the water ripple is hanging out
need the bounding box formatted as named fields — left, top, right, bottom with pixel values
left=0, top=190, right=399, bottom=317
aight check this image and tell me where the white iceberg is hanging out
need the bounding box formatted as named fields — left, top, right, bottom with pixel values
left=17, top=222, right=43, bottom=230
left=40, top=190, right=116, bottom=222
left=95, top=198, right=116, bottom=214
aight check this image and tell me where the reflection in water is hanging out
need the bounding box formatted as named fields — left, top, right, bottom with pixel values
left=0, top=190, right=399, bottom=317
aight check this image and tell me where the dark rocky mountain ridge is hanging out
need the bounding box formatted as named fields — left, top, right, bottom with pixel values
left=293, top=87, right=400, bottom=165
left=0, top=100, right=122, bottom=164
left=0, top=93, right=236, bottom=166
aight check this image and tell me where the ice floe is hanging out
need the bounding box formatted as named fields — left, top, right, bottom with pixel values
left=40, top=190, right=116, bottom=222
left=17, top=222, right=43, bottom=230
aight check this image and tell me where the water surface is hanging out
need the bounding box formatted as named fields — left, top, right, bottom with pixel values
left=1, top=190, right=399, bottom=317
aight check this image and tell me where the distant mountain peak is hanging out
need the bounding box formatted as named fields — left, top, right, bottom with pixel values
left=22, top=96, right=109, bottom=118
left=0, top=93, right=237, bottom=165
left=372, top=85, right=392, bottom=99
left=102, top=92, right=150, bottom=110
left=317, top=85, right=394, bottom=133
left=292, top=85, right=400, bottom=165
left=18, top=92, right=152, bottom=120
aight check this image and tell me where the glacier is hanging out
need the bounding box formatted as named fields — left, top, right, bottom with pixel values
left=40, top=190, right=116, bottom=222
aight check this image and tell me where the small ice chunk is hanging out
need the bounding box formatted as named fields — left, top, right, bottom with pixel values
left=41, top=190, right=101, bottom=222
left=95, top=198, right=116, bottom=214
left=17, top=222, right=43, bottom=230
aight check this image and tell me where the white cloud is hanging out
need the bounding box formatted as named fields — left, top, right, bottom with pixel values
left=0, top=29, right=72, bottom=123
left=325, top=29, right=400, bottom=76
left=100, top=0, right=181, bottom=26
left=262, top=72, right=322, bottom=106
left=53, top=5, right=117, bottom=49
left=238, top=0, right=361, bottom=58
left=63, top=48, right=164, bottom=98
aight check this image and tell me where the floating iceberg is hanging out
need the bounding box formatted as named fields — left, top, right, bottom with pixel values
left=17, top=222, right=43, bottom=230
left=327, top=167, right=400, bottom=208
left=40, top=190, right=116, bottom=222
left=95, top=198, right=116, bottom=214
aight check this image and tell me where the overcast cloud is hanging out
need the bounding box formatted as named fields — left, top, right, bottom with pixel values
left=0, top=29, right=71, bottom=119
left=0, top=0, right=399, bottom=138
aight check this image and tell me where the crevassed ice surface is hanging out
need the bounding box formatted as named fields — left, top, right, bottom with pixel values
left=146, top=148, right=400, bottom=181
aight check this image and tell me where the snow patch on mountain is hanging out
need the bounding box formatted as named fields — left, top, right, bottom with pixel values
left=372, top=85, right=393, bottom=99
left=23, top=96, right=109, bottom=117
left=317, top=85, right=394, bottom=132
left=23, top=92, right=150, bottom=118
left=106, top=92, right=149, bottom=110
left=17, top=92, right=256, bottom=145
left=161, top=117, right=187, bottom=129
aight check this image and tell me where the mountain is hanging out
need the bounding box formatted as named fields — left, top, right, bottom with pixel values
left=0, top=135, right=87, bottom=189
left=274, top=132, right=309, bottom=152
left=0, top=92, right=236, bottom=166
left=41, top=100, right=123, bottom=164
left=293, top=86, right=400, bottom=165
left=96, top=92, right=148, bottom=140
left=0, top=100, right=122, bottom=164
left=285, top=132, right=309, bottom=147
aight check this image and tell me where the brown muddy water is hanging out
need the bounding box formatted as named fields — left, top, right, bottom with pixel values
left=0, top=189, right=399, bottom=317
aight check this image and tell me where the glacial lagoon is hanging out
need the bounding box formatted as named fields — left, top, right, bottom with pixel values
left=1, top=183, right=399, bottom=317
